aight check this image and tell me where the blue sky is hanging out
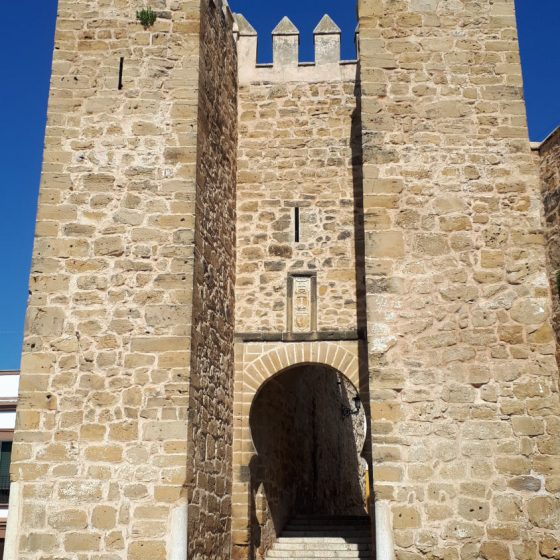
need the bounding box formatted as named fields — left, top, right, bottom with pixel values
left=0, top=1, right=558, bottom=369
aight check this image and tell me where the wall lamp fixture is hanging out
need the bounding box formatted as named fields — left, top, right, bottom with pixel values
left=342, top=395, right=362, bottom=418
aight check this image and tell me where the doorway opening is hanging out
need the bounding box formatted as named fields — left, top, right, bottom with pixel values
left=249, top=364, right=369, bottom=556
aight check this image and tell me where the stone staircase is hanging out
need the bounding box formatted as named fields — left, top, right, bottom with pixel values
left=265, top=516, right=373, bottom=559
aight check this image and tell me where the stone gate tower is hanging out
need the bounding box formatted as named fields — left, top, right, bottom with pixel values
left=7, top=0, right=238, bottom=558
left=7, top=0, right=560, bottom=559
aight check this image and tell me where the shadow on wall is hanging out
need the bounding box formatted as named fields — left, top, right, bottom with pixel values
left=249, top=364, right=367, bottom=558
left=351, top=68, right=373, bottom=500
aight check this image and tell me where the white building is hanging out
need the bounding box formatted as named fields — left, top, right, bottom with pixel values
left=0, top=372, right=18, bottom=558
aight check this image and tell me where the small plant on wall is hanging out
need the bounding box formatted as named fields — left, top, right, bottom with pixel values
left=136, top=7, right=157, bottom=29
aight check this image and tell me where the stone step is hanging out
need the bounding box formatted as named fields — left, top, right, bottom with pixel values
left=265, top=517, right=373, bottom=560
left=281, top=532, right=371, bottom=539
left=289, top=517, right=370, bottom=525
left=266, top=550, right=373, bottom=560
left=268, top=553, right=372, bottom=559
left=267, top=554, right=372, bottom=559
left=285, top=519, right=369, bottom=524
left=270, top=552, right=371, bottom=557
left=284, top=526, right=370, bottom=532
left=273, top=542, right=370, bottom=550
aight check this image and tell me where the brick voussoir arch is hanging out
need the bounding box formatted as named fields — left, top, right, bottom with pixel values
left=244, top=342, right=360, bottom=403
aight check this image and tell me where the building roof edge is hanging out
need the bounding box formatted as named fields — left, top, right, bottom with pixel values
left=533, top=125, right=560, bottom=153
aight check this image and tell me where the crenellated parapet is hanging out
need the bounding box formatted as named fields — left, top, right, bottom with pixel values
left=233, top=14, right=358, bottom=84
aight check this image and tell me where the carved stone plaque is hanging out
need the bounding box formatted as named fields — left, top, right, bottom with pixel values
left=289, top=275, right=316, bottom=334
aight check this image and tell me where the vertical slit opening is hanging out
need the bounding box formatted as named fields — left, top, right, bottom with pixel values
left=294, top=207, right=300, bottom=243
left=118, top=57, right=124, bottom=90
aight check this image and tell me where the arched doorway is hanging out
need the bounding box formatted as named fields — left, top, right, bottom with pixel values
left=248, top=363, right=368, bottom=557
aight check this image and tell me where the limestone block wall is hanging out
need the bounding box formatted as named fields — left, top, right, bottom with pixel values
left=539, top=128, right=560, bottom=352
left=236, top=73, right=360, bottom=335
left=9, top=1, right=237, bottom=559
left=358, top=0, right=560, bottom=558
left=187, top=0, right=238, bottom=557
left=234, top=14, right=362, bottom=338
left=231, top=18, right=370, bottom=560
left=250, top=371, right=300, bottom=555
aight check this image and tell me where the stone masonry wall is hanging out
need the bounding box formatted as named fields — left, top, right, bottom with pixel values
left=10, top=1, right=202, bottom=559
left=236, top=78, right=360, bottom=335
left=359, top=1, right=560, bottom=558
left=539, top=129, right=560, bottom=355
left=187, top=0, right=238, bottom=558
left=250, top=372, right=300, bottom=558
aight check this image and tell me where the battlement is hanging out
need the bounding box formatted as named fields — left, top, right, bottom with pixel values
left=234, top=14, right=358, bottom=84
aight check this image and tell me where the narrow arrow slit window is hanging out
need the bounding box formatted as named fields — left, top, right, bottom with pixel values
left=118, top=57, right=125, bottom=90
